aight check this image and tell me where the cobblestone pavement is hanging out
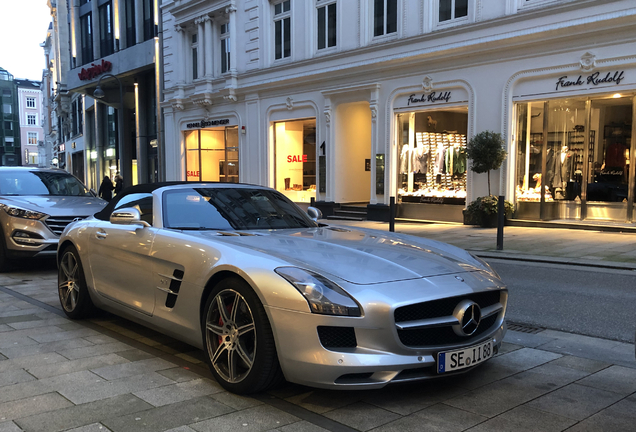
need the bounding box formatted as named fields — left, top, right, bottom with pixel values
left=0, top=256, right=635, bottom=432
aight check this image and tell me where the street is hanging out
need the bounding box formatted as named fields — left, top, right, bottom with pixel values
left=1, top=258, right=635, bottom=431
left=490, top=259, right=636, bottom=343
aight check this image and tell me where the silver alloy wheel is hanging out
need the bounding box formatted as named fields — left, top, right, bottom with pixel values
left=59, top=250, right=80, bottom=312
left=205, top=289, right=257, bottom=384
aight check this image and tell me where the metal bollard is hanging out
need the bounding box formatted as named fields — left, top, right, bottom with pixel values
left=496, top=195, right=504, bottom=250
left=389, top=196, right=395, bottom=232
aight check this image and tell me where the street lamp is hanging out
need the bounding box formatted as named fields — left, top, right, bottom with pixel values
left=93, top=73, right=128, bottom=187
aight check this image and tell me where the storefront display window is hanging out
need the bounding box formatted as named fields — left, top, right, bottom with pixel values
left=274, top=119, right=316, bottom=202
left=397, top=109, right=467, bottom=204
left=185, top=126, right=239, bottom=182
left=515, top=94, right=634, bottom=220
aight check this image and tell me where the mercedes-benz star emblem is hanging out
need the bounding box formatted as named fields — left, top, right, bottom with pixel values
left=452, top=300, right=482, bottom=337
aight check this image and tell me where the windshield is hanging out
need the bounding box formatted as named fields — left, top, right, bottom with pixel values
left=163, top=187, right=318, bottom=230
left=0, top=171, right=92, bottom=197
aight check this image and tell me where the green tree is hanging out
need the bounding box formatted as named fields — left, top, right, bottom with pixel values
left=466, top=130, right=507, bottom=196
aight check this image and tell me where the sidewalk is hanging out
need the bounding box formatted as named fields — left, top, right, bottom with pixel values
left=328, top=220, right=636, bottom=270
left=0, top=240, right=635, bottom=431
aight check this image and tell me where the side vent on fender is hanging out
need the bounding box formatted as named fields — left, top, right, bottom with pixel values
left=156, top=269, right=184, bottom=309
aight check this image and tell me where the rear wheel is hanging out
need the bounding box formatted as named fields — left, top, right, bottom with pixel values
left=58, top=246, right=96, bottom=319
left=202, top=277, right=283, bottom=394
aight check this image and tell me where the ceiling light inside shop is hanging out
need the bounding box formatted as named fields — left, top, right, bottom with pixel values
left=612, top=93, right=622, bottom=98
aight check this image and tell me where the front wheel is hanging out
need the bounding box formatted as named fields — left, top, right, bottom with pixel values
left=202, top=277, right=283, bottom=394
left=58, top=246, right=96, bottom=319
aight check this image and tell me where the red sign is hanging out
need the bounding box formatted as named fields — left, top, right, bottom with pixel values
left=287, top=155, right=307, bottom=163
left=187, top=170, right=200, bottom=177
left=78, top=59, right=113, bottom=81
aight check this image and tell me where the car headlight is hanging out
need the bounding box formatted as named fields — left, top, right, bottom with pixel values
left=275, top=267, right=361, bottom=317
left=470, top=253, right=501, bottom=279
left=0, top=204, right=47, bottom=220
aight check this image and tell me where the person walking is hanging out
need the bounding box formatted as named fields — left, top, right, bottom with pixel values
left=98, top=176, right=114, bottom=202
left=114, top=174, right=123, bottom=196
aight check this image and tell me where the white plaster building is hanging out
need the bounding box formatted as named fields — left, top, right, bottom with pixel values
left=161, top=0, right=636, bottom=224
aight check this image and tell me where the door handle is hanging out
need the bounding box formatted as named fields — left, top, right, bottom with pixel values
left=95, top=230, right=108, bottom=239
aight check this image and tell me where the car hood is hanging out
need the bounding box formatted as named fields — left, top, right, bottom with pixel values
left=195, top=225, right=488, bottom=284
left=0, top=195, right=107, bottom=217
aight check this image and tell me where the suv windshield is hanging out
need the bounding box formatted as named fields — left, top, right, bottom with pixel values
left=0, top=171, right=92, bottom=197
left=163, top=187, right=317, bottom=230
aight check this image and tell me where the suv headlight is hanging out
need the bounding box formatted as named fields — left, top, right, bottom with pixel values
left=0, top=204, right=47, bottom=220
left=275, top=267, right=361, bottom=317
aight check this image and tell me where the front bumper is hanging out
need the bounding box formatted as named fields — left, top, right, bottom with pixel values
left=1, top=216, right=60, bottom=258
left=266, top=273, right=507, bottom=390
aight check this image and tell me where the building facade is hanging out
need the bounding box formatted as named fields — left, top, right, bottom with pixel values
left=0, top=67, right=21, bottom=166
left=47, top=0, right=161, bottom=190
left=161, top=0, right=636, bottom=224
left=15, top=79, right=44, bottom=167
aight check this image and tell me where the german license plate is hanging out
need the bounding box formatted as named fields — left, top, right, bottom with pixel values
left=437, top=340, right=493, bottom=373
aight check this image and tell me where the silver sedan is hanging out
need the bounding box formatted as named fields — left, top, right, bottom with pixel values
left=57, top=182, right=507, bottom=394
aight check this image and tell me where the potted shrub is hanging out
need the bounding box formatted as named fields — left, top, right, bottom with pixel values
left=465, top=131, right=511, bottom=227
left=464, top=195, right=514, bottom=227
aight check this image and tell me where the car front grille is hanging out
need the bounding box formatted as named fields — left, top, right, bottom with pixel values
left=395, top=290, right=505, bottom=348
left=317, top=326, right=357, bottom=349
left=44, top=216, right=85, bottom=236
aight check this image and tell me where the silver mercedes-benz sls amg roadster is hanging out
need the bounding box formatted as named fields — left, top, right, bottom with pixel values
left=57, top=182, right=507, bottom=394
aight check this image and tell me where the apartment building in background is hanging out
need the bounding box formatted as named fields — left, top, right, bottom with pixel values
left=15, top=79, right=44, bottom=167
left=0, top=67, right=21, bottom=166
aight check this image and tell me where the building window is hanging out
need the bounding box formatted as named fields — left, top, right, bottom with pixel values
left=99, top=2, right=114, bottom=57
left=28, top=152, right=38, bottom=165
left=2, top=89, right=11, bottom=97
left=274, top=0, right=291, bottom=60
left=439, top=0, right=468, bottom=22
left=4, top=121, right=12, bottom=131
left=27, top=114, right=37, bottom=125
left=77, top=98, right=83, bottom=134
left=373, top=0, right=397, bottom=37
left=71, top=100, right=78, bottom=136
left=5, top=137, right=14, bottom=146
left=28, top=132, right=38, bottom=145
left=3, top=103, right=12, bottom=115
left=221, top=23, right=230, bottom=74
left=191, top=33, right=198, bottom=80
left=26, top=97, right=36, bottom=109
left=80, top=13, right=94, bottom=63
left=317, top=1, right=336, bottom=50
left=125, top=0, right=136, bottom=47
left=142, top=0, right=155, bottom=41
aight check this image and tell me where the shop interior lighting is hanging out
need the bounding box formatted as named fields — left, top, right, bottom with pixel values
left=612, top=93, right=622, bottom=98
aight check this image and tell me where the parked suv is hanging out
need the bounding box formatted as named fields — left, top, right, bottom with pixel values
left=0, top=167, right=107, bottom=270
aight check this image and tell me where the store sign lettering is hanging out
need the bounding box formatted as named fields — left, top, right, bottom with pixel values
left=555, top=71, right=625, bottom=91
left=407, top=91, right=452, bottom=105
left=287, top=155, right=307, bottom=163
left=78, top=59, right=112, bottom=81
left=187, top=170, right=200, bottom=177
left=186, top=118, right=231, bottom=128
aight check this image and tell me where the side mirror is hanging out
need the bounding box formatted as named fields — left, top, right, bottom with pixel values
left=307, top=206, right=323, bottom=221
left=110, top=207, right=151, bottom=227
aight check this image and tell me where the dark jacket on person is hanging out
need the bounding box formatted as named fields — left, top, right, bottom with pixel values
left=114, top=177, right=123, bottom=196
left=98, top=176, right=114, bottom=202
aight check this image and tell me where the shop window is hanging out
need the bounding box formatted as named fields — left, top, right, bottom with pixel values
left=317, top=0, right=336, bottom=50
left=274, top=119, right=316, bottom=202
left=185, top=127, right=239, bottom=183
left=28, top=152, right=38, bottom=165
left=26, top=97, right=36, bottom=109
left=273, top=0, right=291, bottom=60
left=221, top=23, right=230, bottom=73
left=515, top=96, right=633, bottom=219
left=99, top=1, right=114, bottom=57
left=373, top=0, right=397, bottom=37
left=397, top=110, right=468, bottom=205
left=439, top=0, right=468, bottom=22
